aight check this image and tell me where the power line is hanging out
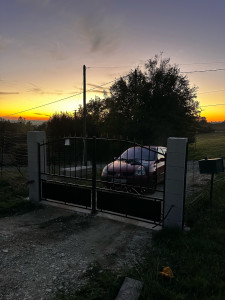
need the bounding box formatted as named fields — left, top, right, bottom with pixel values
left=2, top=93, right=83, bottom=118
left=88, top=66, right=137, bottom=69
left=2, top=65, right=225, bottom=119
left=180, top=61, right=225, bottom=66
left=201, top=103, right=225, bottom=108
left=181, top=68, right=225, bottom=74
left=89, top=61, right=225, bottom=69
left=88, top=64, right=225, bottom=73
left=90, top=65, right=225, bottom=74
left=198, top=89, right=225, bottom=94
left=1, top=75, right=129, bottom=119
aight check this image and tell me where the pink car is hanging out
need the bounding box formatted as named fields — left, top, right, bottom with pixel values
left=101, top=146, right=166, bottom=189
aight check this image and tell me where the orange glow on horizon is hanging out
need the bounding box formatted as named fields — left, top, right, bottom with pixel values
left=1, top=90, right=224, bottom=123
left=1, top=109, right=224, bottom=124
left=201, top=110, right=225, bottom=123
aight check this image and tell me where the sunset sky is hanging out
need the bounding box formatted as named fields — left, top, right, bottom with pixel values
left=0, top=0, right=225, bottom=122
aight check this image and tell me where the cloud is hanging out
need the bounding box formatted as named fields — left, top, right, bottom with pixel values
left=88, top=83, right=104, bottom=89
left=0, top=35, right=12, bottom=51
left=48, top=41, right=66, bottom=61
left=20, top=0, right=51, bottom=7
left=27, top=83, right=76, bottom=95
left=21, top=45, right=44, bottom=60
left=21, top=41, right=67, bottom=61
left=88, top=83, right=109, bottom=94
left=34, top=112, right=51, bottom=117
left=0, top=91, right=19, bottom=95
left=77, top=13, right=122, bottom=53
left=90, top=89, right=106, bottom=94
left=27, top=84, right=43, bottom=94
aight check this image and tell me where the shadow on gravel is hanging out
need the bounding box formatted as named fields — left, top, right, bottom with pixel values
left=0, top=205, right=153, bottom=300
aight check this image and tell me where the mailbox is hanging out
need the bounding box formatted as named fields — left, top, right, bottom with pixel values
left=198, top=158, right=224, bottom=174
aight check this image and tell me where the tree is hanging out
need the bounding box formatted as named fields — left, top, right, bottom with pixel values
left=104, top=55, right=200, bottom=144
left=45, top=55, right=200, bottom=143
left=196, top=117, right=214, bottom=133
left=78, top=97, right=107, bottom=137
left=46, top=112, right=80, bottom=138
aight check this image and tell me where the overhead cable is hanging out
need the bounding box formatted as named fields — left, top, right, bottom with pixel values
left=2, top=66, right=225, bottom=119
left=1, top=75, right=129, bottom=119
left=181, top=68, right=225, bottom=74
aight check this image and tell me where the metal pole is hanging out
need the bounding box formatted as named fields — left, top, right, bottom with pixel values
left=210, top=172, right=214, bottom=206
left=92, top=136, right=97, bottom=214
left=83, top=65, right=87, bottom=165
left=37, top=142, right=41, bottom=202
left=0, top=135, right=4, bottom=176
left=83, top=65, right=86, bottom=137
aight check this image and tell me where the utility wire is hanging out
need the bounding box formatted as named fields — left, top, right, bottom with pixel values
left=90, top=65, right=225, bottom=74
left=201, top=103, right=225, bottom=107
left=181, top=68, right=225, bottom=74
left=89, top=61, right=225, bottom=69
left=2, top=93, right=82, bottom=118
left=88, top=66, right=137, bottom=69
left=198, top=89, right=225, bottom=94
left=180, top=61, right=225, bottom=66
left=1, top=66, right=225, bottom=119
left=1, top=75, right=129, bottom=119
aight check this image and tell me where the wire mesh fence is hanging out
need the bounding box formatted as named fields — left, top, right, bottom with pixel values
left=1, top=130, right=224, bottom=209
left=0, top=132, right=28, bottom=194
left=185, top=147, right=225, bottom=207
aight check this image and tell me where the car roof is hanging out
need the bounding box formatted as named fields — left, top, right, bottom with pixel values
left=127, top=146, right=167, bottom=153
left=127, top=145, right=166, bottom=149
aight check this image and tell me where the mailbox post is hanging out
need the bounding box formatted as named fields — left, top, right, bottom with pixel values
left=198, top=158, right=224, bottom=205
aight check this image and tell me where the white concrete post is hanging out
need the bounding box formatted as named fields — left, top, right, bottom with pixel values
left=27, top=131, right=46, bottom=203
left=163, top=137, right=188, bottom=229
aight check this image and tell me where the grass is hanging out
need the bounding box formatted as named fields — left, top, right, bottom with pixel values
left=54, top=262, right=124, bottom=300
left=2, top=133, right=225, bottom=299
left=52, top=177, right=225, bottom=300
left=53, top=132, right=225, bottom=300
left=0, top=172, right=36, bottom=217
left=188, top=132, right=225, bottom=160
left=210, top=122, right=225, bottom=132
left=136, top=178, right=225, bottom=300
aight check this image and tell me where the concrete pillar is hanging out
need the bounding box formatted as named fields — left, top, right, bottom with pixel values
left=163, top=137, right=188, bottom=229
left=27, top=131, right=46, bottom=203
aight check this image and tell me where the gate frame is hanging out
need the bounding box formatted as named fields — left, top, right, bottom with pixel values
left=27, top=132, right=187, bottom=229
left=27, top=131, right=46, bottom=203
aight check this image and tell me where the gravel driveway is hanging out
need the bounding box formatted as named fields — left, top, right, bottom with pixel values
left=1, top=159, right=220, bottom=299
left=0, top=205, right=153, bottom=300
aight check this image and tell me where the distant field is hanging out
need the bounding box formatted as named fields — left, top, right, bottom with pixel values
left=188, top=132, right=225, bottom=160
left=210, top=121, right=225, bottom=132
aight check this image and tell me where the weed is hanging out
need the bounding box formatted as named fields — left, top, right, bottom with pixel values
left=188, top=132, right=225, bottom=160
left=54, top=262, right=123, bottom=300
left=54, top=179, right=225, bottom=300
left=0, top=176, right=36, bottom=217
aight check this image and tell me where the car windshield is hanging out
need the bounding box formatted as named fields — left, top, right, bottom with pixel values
left=119, top=147, right=156, bottom=161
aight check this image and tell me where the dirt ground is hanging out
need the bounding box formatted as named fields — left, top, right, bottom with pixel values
left=0, top=205, right=154, bottom=300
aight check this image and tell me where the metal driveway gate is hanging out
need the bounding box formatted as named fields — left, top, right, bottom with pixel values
left=39, top=137, right=166, bottom=226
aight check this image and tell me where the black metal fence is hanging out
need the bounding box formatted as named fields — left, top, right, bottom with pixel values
left=0, top=133, right=28, bottom=184
left=40, top=137, right=166, bottom=225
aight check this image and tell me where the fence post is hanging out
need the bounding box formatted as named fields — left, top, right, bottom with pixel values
left=0, top=135, right=4, bottom=176
left=27, top=131, right=46, bottom=203
left=92, top=136, right=97, bottom=213
left=163, top=137, right=188, bottom=229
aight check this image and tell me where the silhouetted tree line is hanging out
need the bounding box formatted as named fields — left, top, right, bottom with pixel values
left=1, top=56, right=205, bottom=145
left=196, top=117, right=214, bottom=133
left=47, top=56, right=201, bottom=145
left=0, top=117, right=38, bottom=135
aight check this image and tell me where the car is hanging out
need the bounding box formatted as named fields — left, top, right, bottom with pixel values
left=101, top=146, right=166, bottom=191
